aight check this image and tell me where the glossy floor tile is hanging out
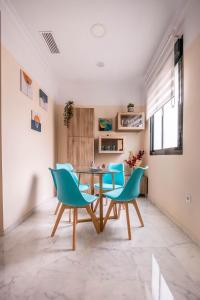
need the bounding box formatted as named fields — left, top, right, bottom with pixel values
left=0, top=198, right=200, bottom=300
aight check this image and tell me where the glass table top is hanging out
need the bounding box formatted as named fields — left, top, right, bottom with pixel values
left=72, top=168, right=121, bottom=175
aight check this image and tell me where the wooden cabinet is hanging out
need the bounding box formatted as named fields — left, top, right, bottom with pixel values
left=66, top=108, right=94, bottom=169
left=117, top=112, right=145, bottom=131
left=67, top=107, right=94, bottom=137
left=140, top=175, right=148, bottom=197
left=67, top=137, right=94, bottom=168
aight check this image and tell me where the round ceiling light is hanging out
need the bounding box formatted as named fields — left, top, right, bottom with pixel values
left=90, top=23, right=106, bottom=38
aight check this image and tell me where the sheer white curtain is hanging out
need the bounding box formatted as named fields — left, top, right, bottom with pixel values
left=145, top=36, right=175, bottom=120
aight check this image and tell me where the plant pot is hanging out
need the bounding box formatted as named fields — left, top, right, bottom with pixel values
left=127, top=106, right=134, bottom=112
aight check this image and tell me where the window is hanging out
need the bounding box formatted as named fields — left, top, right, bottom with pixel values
left=150, top=37, right=183, bottom=155
left=153, top=109, right=162, bottom=150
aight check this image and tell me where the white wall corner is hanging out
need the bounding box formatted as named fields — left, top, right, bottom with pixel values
left=145, top=0, right=190, bottom=81
left=0, top=0, right=59, bottom=99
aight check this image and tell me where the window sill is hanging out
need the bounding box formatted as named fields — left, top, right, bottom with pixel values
left=150, top=148, right=183, bottom=155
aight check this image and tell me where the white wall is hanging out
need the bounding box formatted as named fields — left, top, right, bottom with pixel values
left=183, top=0, right=200, bottom=48
left=145, top=0, right=200, bottom=245
left=94, top=105, right=145, bottom=169
left=0, top=2, right=57, bottom=231
left=1, top=46, right=55, bottom=230
left=55, top=78, right=146, bottom=171
left=56, top=79, right=145, bottom=106
left=0, top=0, right=58, bottom=98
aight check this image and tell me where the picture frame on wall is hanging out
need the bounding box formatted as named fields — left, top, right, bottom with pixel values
left=39, top=89, right=48, bottom=111
left=99, top=118, right=113, bottom=131
left=20, top=69, right=33, bottom=99
left=31, top=110, right=41, bottom=132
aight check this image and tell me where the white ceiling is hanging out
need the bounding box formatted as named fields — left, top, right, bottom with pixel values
left=8, top=0, right=187, bottom=104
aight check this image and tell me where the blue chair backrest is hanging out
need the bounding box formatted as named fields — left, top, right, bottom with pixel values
left=119, top=167, right=148, bottom=200
left=103, top=163, right=125, bottom=186
left=56, top=163, right=78, bottom=184
left=49, top=167, right=57, bottom=191
left=49, top=168, right=87, bottom=207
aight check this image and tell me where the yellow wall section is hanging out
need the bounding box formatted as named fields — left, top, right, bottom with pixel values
left=146, top=34, right=200, bottom=245
left=1, top=46, right=55, bottom=231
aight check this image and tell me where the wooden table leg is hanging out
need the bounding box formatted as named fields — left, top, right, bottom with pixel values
left=112, top=173, right=117, bottom=219
left=99, top=174, right=103, bottom=232
left=91, top=174, right=94, bottom=194
left=91, top=174, right=94, bottom=211
left=77, top=174, right=81, bottom=221
left=78, top=174, right=81, bottom=188
left=112, top=173, right=115, bottom=190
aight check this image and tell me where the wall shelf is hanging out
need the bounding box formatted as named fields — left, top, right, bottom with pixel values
left=98, top=136, right=124, bottom=154
left=117, top=112, right=145, bottom=131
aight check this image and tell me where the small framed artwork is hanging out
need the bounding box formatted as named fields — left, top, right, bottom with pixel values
left=99, top=118, right=112, bottom=131
left=31, top=111, right=41, bottom=132
left=20, top=69, right=33, bottom=99
left=39, top=89, right=48, bottom=111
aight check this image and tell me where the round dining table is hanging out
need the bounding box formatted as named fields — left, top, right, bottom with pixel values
left=73, top=168, right=120, bottom=232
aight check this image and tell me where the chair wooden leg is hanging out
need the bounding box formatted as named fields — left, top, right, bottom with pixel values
left=105, top=197, right=108, bottom=206
left=125, top=203, right=131, bottom=240
left=86, top=205, right=100, bottom=234
left=54, top=201, right=61, bottom=215
left=133, top=200, right=144, bottom=227
left=103, top=201, right=114, bottom=229
left=69, top=208, right=71, bottom=223
left=72, top=208, right=77, bottom=250
left=51, top=204, right=65, bottom=237
left=118, top=204, right=121, bottom=219
left=94, top=199, right=100, bottom=212
left=91, top=203, right=94, bottom=212
left=113, top=204, right=118, bottom=219
left=112, top=205, right=115, bottom=216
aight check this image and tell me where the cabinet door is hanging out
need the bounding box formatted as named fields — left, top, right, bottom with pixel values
left=66, top=137, right=94, bottom=168
left=67, top=108, right=94, bottom=137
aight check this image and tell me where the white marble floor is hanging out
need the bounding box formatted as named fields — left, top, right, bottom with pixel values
left=0, top=198, right=200, bottom=300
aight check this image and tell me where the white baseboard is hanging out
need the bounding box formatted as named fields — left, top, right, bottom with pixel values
left=149, top=198, right=200, bottom=248
left=1, top=197, right=53, bottom=236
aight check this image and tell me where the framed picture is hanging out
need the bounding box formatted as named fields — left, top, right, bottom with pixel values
left=99, top=118, right=112, bottom=131
left=31, top=111, right=41, bottom=132
left=39, top=89, right=48, bottom=111
left=20, top=69, right=33, bottom=99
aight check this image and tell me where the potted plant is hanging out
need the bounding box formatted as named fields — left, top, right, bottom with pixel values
left=63, top=101, right=74, bottom=128
left=127, top=102, right=134, bottom=112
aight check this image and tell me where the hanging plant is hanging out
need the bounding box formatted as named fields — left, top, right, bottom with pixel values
left=63, top=101, right=74, bottom=128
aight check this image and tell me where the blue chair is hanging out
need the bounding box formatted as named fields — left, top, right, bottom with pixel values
left=93, top=163, right=125, bottom=214
left=49, top=168, right=100, bottom=250
left=56, top=163, right=90, bottom=192
left=49, top=168, right=71, bottom=221
left=103, top=167, right=148, bottom=240
left=94, top=163, right=125, bottom=191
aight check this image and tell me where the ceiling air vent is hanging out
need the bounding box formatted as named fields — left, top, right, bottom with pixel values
left=40, top=31, right=60, bottom=54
